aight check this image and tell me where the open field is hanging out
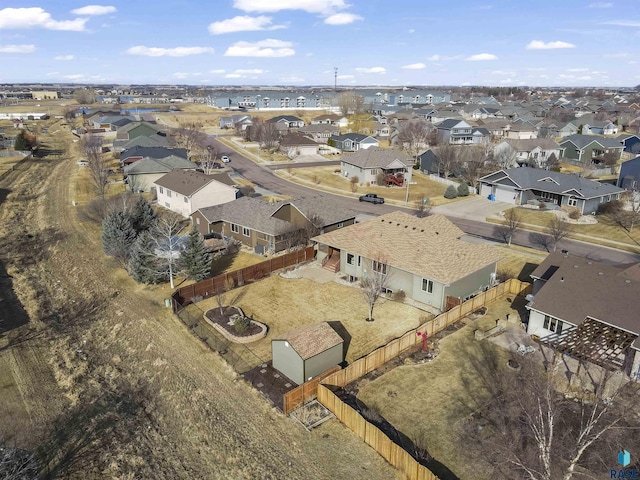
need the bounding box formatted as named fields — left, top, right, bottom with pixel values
left=357, top=297, right=524, bottom=480
left=197, top=275, right=431, bottom=364
left=0, top=124, right=398, bottom=478
left=275, top=166, right=465, bottom=206
left=495, top=207, right=640, bottom=249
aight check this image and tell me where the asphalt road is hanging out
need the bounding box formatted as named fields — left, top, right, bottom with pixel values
left=211, top=136, right=640, bottom=266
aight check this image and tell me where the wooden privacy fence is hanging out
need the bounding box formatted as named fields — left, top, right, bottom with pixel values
left=282, top=366, right=341, bottom=415
left=318, top=384, right=439, bottom=480
left=323, top=278, right=531, bottom=388
left=171, top=246, right=315, bottom=311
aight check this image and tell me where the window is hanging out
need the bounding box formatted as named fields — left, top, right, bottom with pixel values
left=183, top=196, right=188, bottom=203
left=195, top=217, right=200, bottom=225
left=230, top=223, right=239, bottom=234
left=357, top=255, right=362, bottom=267
left=242, top=227, right=250, bottom=237
left=543, top=315, right=563, bottom=334
left=422, top=278, right=434, bottom=294
left=159, top=187, right=164, bottom=194
left=347, top=253, right=355, bottom=265
left=337, top=222, right=344, bottom=228
left=164, top=202, right=170, bottom=208
left=166, top=189, right=172, bottom=198
left=567, top=198, right=577, bottom=207
left=372, top=260, right=387, bottom=275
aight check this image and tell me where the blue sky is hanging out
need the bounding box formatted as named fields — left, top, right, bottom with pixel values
left=0, top=0, right=638, bottom=87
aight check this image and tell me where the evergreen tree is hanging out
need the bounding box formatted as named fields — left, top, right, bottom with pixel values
left=444, top=184, right=459, bottom=199
left=457, top=182, right=470, bottom=197
left=102, top=210, right=137, bottom=265
left=13, top=130, right=31, bottom=151
left=129, top=230, right=166, bottom=284
left=130, top=196, right=157, bottom=234
left=180, top=227, right=211, bottom=281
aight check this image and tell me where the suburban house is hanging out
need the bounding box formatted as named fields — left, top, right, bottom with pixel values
left=92, top=115, right=134, bottom=131
left=493, top=139, right=563, bottom=168
left=219, top=114, right=252, bottom=130
left=618, top=133, right=640, bottom=154
left=581, top=120, right=618, bottom=136
left=471, top=127, right=491, bottom=145
left=120, top=146, right=188, bottom=166
left=617, top=155, right=640, bottom=190
left=436, top=119, right=475, bottom=144
left=311, top=114, right=349, bottom=128
left=505, top=124, right=538, bottom=140
left=114, top=134, right=170, bottom=153
left=341, top=148, right=414, bottom=185
left=479, top=167, right=624, bottom=214
left=312, top=212, right=501, bottom=311
left=124, top=156, right=197, bottom=193
left=154, top=170, right=238, bottom=217
left=329, top=133, right=379, bottom=152
left=297, top=124, right=340, bottom=143
left=556, top=122, right=580, bottom=138
left=268, top=115, right=305, bottom=130
left=116, top=121, right=163, bottom=141
left=372, top=122, right=391, bottom=138
left=272, top=322, right=344, bottom=385
left=192, top=196, right=357, bottom=254
left=558, top=134, right=624, bottom=165
left=526, top=253, right=640, bottom=379
left=478, top=119, right=511, bottom=139
left=417, top=149, right=440, bottom=175
left=279, top=133, right=320, bottom=157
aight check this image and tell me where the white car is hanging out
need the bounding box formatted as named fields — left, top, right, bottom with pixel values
left=221, top=155, right=230, bottom=163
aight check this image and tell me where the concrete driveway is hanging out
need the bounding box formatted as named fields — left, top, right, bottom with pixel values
left=432, top=196, right=511, bottom=222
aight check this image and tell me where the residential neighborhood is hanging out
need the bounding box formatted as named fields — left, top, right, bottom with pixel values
left=2, top=2, right=640, bottom=479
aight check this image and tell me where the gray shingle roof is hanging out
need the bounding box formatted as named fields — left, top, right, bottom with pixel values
left=559, top=134, right=624, bottom=149
left=278, top=195, right=358, bottom=226
left=196, top=197, right=294, bottom=235
left=503, top=138, right=561, bottom=151
left=124, top=156, right=196, bottom=174
left=121, top=146, right=188, bottom=162
left=480, top=167, right=624, bottom=199
left=341, top=147, right=414, bottom=169
left=154, top=170, right=235, bottom=196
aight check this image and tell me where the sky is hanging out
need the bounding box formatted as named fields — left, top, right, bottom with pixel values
left=0, top=0, right=639, bottom=87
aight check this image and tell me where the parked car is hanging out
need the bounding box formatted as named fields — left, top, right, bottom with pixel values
left=359, top=193, right=384, bottom=204
left=221, top=155, right=230, bottom=163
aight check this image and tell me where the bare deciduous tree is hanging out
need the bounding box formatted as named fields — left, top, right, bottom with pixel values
left=436, top=143, right=461, bottom=179
left=396, top=119, right=432, bottom=160
left=82, top=134, right=109, bottom=199
left=497, top=209, right=521, bottom=246
left=414, top=196, right=432, bottom=218
left=337, top=91, right=365, bottom=117
left=361, top=255, right=391, bottom=322
left=146, top=213, right=185, bottom=289
left=547, top=215, right=572, bottom=251
left=494, top=144, right=518, bottom=169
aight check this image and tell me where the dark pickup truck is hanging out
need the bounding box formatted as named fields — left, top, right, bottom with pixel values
left=359, top=193, right=384, bottom=204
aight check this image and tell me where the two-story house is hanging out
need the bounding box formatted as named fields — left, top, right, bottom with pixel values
left=436, top=119, right=474, bottom=144
left=493, top=139, right=563, bottom=168
left=558, top=134, right=624, bottom=165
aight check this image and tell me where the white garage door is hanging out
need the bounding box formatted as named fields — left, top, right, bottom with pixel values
left=494, top=185, right=517, bottom=204
left=480, top=183, right=492, bottom=198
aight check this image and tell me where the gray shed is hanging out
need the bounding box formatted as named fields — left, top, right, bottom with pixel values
left=272, top=322, right=344, bottom=385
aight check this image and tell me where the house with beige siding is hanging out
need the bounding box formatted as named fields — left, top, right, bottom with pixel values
left=312, top=212, right=501, bottom=311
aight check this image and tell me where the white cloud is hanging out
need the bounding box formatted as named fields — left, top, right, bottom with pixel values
left=427, top=54, right=440, bottom=61
left=355, top=66, right=386, bottom=74
left=225, top=73, right=242, bottom=78
left=603, top=20, right=640, bottom=27
left=491, top=70, right=515, bottom=75
left=0, top=43, right=35, bottom=53
left=125, top=46, right=214, bottom=57
left=0, top=7, right=88, bottom=31
left=55, top=54, right=75, bottom=60
left=173, top=72, right=190, bottom=79
left=62, top=74, right=85, bottom=81
left=588, top=2, right=613, bottom=7
left=208, top=15, right=284, bottom=34
left=70, top=5, right=116, bottom=16
left=401, top=63, right=426, bottom=70
left=526, top=40, right=576, bottom=49
left=324, top=13, right=363, bottom=25
left=224, top=39, right=294, bottom=57
left=466, top=53, right=498, bottom=61
left=408, top=29, right=415, bottom=33
left=233, top=0, right=348, bottom=15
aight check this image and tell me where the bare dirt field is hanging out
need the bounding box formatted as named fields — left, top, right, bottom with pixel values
left=0, top=128, right=398, bottom=478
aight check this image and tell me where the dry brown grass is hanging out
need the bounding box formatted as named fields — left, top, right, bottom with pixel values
left=197, top=275, right=429, bottom=364
left=496, top=245, right=547, bottom=281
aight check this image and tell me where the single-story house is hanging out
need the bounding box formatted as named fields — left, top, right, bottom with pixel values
left=505, top=124, right=538, bottom=140
left=617, top=155, right=640, bottom=190
left=272, top=322, right=344, bottom=385
left=154, top=170, right=238, bottom=217
left=341, top=148, right=414, bottom=185
left=120, top=146, right=188, bottom=166
left=311, top=114, right=349, bottom=128
left=268, top=115, right=305, bottom=129
left=526, top=253, right=640, bottom=378
left=116, top=121, right=163, bottom=141
left=113, top=133, right=170, bottom=153
left=219, top=114, right=252, bottom=130
left=493, top=139, right=563, bottom=168
left=479, top=167, right=624, bottom=214
left=298, top=124, right=340, bottom=143
left=312, top=212, right=501, bottom=312
left=124, top=156, right=197, bottom=192
left=558, top=134, right=624, bottom=165
left=279, top=133, right=320, bottom=157
left=328, top=133, right=379, bottom=152
left=556, top=122, right=580, bottom=138
left=581, top=120, right=618, bottom=136
left=192, top=196, right=357, bottom=254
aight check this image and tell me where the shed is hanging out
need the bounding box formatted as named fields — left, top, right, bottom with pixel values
left=272, top=322, right=344, bottom=385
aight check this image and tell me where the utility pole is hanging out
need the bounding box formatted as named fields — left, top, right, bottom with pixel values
left=334, top=67, right=338, bottom=92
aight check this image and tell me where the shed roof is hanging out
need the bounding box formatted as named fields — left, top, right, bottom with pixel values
left=274, top=322, right=343, bottom=360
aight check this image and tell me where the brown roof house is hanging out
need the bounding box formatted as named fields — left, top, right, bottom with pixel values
left=312, top=211, right=502, bottom=311
left=526, top=252, right=640, bottom=378
left=272, top=322, right=344, bottom=385
left=279, top=132, right=320, bottom=158
left=341, top=148, right=415, bottom=186
left=154, top=170, right=237, bottom=217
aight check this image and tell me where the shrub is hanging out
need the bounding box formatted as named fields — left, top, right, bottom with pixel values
left=597, top=199, right=623, bottom=216
left=233, top=315, right=251, bottom=334
left=538, top=201, right=546, bottom=210
left=376, top=172, right=386, bottom=186
left=568, top=207, right=581, bottom=220
left=239, top=185, right=256, bottom=197
left=350, top=176, right=359, bottom=192
left=457, top=183, right=470, bottom=197
left=393, top=290, right=406, bottom=302
left=444, top=185, right=458, bottom=199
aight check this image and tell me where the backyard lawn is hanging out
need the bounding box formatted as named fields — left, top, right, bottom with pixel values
left=195, top=275, right=432, bottom=365
left=495, top=244, right=547, bottom=281
left=498, top=207, right=640, bottom=250
left=276, top=166, right=464, bottom=206
left=357, top=297, right=524, bottom=480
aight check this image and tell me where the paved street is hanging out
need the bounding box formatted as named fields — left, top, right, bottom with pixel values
left=209, top=135, right=640, bottom=266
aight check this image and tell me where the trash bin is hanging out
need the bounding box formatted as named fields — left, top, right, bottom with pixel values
left=164, top=298, right=171, bottom=308
left=488, top=194, right=495, bottom=201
